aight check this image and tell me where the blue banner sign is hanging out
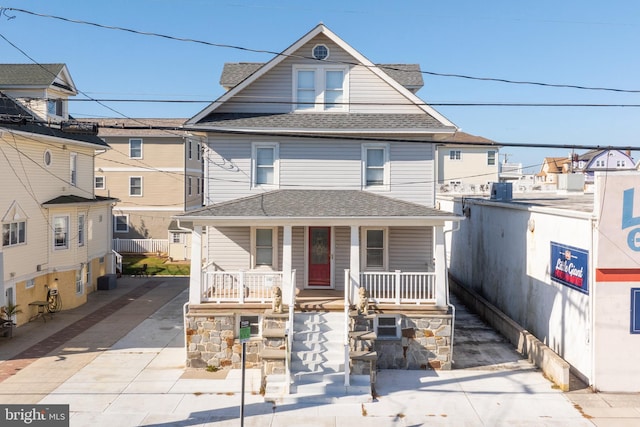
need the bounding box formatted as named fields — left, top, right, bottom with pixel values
left=551, top=242, right=589, bottom=294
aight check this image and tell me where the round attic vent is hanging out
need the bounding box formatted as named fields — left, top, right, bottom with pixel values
left=312, top=44, right=329, bottom=60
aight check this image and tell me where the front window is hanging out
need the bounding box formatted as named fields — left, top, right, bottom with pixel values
left=70, top=152, right=77, bottom=186
left=487, top=150, right=496, bottom=166
left=362, top=144, right=389, bottom=188
left=254, top=228, right=274, bottom=267
left=95, top=176, right=105, bottom=189
left=129, top=176, right=143, bottom=196
left=293, top=65, right=348, bottom=112
left=54, top=216, right=69, bottom=250
left=188, top=177, right=192, bottom=196
left=129, top=138, right=143, bottom=159
left=2, top=221, right=26, bottom=247
left=449, top=150, right=461, bottom=160
left=78, top=214, right=85, bottom=247
left=365, top=228, right=385, bottom=269
left=252, top=143, right=279, bottom=187
left=114, top=214, right=128, bottom=233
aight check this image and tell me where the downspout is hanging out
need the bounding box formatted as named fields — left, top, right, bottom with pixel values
left=444, top=219, right=461, bottom=364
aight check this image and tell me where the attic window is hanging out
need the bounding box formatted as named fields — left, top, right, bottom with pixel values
left=312, top=44, right=329, bottom=60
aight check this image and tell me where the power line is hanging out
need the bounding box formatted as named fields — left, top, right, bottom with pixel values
left=4, top=6, right=640, bottom=94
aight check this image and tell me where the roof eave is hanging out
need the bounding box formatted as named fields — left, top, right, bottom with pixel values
left=174, top=215, right=463, bottom=227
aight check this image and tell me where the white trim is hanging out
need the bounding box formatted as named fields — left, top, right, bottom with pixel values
left=43, top=149, right=52, bottom=167
left=304, top=226, right=335, bottom=289
left=53, top=215, right=70, bottom=250
left=97, top=167, right=185, bottom=173
left=374, top=314, right=401, bottom=339
left=113, top=213, right=129, bottom=233
left=361, top=226, right=389, bottom=271
left=185, top=124, right=454, bottom=135
left=113, top=206, right=184, bottom=212
left=292, top=64, right=349, bottom=112
left=94, top=175, right=105, bottom=189
left=69, top=152, right=77, bottom=186
left=78, top=213, right=85, bottom=247
left=251, top=142, right=280, bottom=189
left=237, top=314, right=263, bottom=338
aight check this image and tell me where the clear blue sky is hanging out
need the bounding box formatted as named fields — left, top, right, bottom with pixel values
left=1, top=0, right=639, bottom=169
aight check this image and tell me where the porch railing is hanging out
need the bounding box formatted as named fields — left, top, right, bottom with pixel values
left=359, top=270, right=436, bottom=304
left=202, top=271, right=284, bottom=303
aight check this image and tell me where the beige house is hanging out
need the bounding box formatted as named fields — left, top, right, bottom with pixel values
left=436, top=131, right=499, bottom=193
left=0, top=64, right=116, bottom=326
left=91, top=119, right=203, bottom=259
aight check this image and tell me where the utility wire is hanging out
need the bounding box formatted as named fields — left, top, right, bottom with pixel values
left=4, top=6, right=640, bottom=94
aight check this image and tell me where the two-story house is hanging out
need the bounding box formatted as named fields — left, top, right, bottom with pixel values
left=436, top=131, right=499, bottom=193
left=89, top=119, right=203, bottom=260
left=0, top=64, right=116, bottom=326
left=572, top=149, right=635, bottom=187
left=177, top=25, right=463, bottom=399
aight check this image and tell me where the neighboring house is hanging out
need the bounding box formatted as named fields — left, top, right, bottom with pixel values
left=441, top=171, right=640, bottom=392
left=436, top=131, right=499, bottom=193
left=0, top=64, right=116, bottom=326
left=90, top=118, right=203, bottom=260
left=536, top=156, right=571, bottom=186
left=572, top=149, right=635, bottom=185
left=177, top=24, right=463, bottom=399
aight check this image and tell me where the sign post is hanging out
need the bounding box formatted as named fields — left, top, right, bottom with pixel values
left=239, top=320, right=251, bottom=427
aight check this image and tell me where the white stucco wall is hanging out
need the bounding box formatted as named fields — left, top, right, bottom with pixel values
left=440, top=196, right=593, bottom=382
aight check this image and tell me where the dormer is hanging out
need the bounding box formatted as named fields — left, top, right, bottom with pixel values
left=0, top=63, right=77, bottom=123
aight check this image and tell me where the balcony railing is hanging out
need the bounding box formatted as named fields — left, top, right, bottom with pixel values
left=202, top=270, right=284, bottom=303
left=359, top=270, right=436, bottom=304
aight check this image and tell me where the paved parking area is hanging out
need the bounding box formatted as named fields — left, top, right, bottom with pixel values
left=0, top=277, right=634, bottom=425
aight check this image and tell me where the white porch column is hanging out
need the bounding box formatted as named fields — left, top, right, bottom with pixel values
left=282, top=225, right=293, bottom=303
left=189, top=225, right=203, bottom=304
left=349, top=225, right=360, bottom=304
left=434, top=225, right=447, bottom=307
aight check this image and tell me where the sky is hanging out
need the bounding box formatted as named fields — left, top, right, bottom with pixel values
left=1, top=0, right=639, bottom=170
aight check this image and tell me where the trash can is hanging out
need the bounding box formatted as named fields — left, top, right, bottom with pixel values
left=97, top=274, right=117, bottom=290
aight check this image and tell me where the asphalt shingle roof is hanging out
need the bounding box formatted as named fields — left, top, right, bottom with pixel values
left=42, top=195, right=117, bottom=206
left=194, top=112, right=452, bottom=132
left=80, top=118, right=188, bottom=137
left=0, top=64, right=66, bottom=87
left=180, top=190, right=457, bottom=219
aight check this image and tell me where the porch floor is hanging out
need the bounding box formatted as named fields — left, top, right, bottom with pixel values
left=295, top=290, right=344, bottom=312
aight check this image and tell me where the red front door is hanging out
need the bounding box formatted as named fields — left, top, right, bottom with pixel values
left=308, top=227, right=331, bottom=286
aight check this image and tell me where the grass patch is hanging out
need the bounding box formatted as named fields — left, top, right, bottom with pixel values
left=122, top=255, right=190, bottom=276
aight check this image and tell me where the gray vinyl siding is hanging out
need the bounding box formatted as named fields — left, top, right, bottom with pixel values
left=207, top=136, right=436, bottom=206
left=280, top=140, right=361, bottom=190
left=216, top=34, right=423, bottom=115
left=207, top=226, right=250, bottom=270
left=388, top=227, right=434, bottom=272
left=334, top=226, right=351, bottom=290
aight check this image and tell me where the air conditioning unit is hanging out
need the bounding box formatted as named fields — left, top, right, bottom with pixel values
left=490, top=182, right=513, bottom=201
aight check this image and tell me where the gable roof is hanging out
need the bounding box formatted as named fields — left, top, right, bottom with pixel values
left=177, top=190, right=461, bottom=225
left=0, top=64, right=76, bottom=94
left=187, top=23, right=455, bottom=132
left=219, top=62, right=424, bottom=92
left=439, top=131, right=497, bottom=145
left=81, top=118, right=188, bottom=137
left=541, top=157, right=570, bottom=173
left=0, top=92, right=108, bottom=147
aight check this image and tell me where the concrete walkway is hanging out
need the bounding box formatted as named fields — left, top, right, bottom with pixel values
left=0, top=277, right=635, bottom=426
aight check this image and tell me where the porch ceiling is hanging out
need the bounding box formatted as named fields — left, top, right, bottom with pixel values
left=176, top=189, right=462, bottom=226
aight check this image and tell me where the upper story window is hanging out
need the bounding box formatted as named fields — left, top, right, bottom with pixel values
left=293, top=65, right=348, bottom=112
left=187, top=177, right=192, bottom=196
left=43, top=150, right=52, bottom=167
left=362, top=143, right=389, bottom=189
left=449, top=150, right=461, bottom=160
left=129, top=139, right=143, bottom=159
left=487, top=150, right=496, bottom=166
left=2, top=220, right=26, bottom=247
left=95, top=176, right=105, bottom=189
left=70, top=152, right=77, bottom=186
left=129, top=176, right=143, bottom=196
left=47, top=98, right=63, bottom=116
left=188, top=140, right=193, bottom=160
left=54, top=215, right=69, bottom=250
left=617, top=160, right=627, bottom=168
left=78, top=214, right=85, bottom=247
left=252, top=142, right=279, bottom=188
